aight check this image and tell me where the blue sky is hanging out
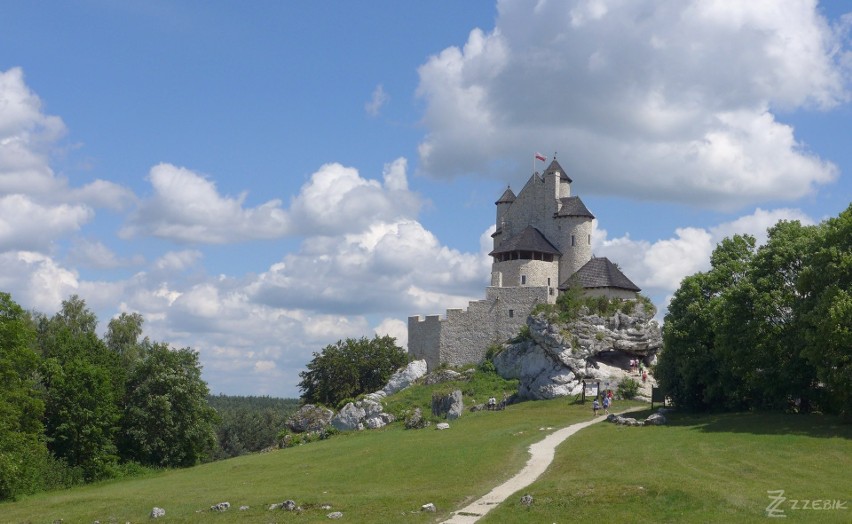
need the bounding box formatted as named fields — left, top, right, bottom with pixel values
left=1, top=1, right=850, bottom=397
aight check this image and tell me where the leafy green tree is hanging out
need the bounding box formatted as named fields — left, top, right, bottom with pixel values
left=120, top=342, right=218, bottom=467
left=0, top=293, right=50, bottom=500
left=715, top=221, right=819, bottom=409
left=657, top=235, right=755, bottom=411
left=660, top=207, right=851, bottom=416
left=38, top=296, right=123, bottom=481
left=105, top=312, right=146, bottom=365
left=41, top=356, right=120, bottom=481
left=298, top=335, right=406, bottom=407
left=797, top=204, right=852, bottom=418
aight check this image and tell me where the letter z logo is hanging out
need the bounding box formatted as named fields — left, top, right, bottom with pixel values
left=766, top=490, right=787, bottom=518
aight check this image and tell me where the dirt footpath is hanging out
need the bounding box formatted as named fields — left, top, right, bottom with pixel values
left=441, top=406, right=646, bottom=523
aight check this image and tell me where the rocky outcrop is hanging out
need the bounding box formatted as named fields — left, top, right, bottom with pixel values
left=286, top=404, right=334, bottom=433
left=493, top=302, right=662, bottom=400
left=332, top=360, right=427, bottom=431
left=606, top=409, right=668, bottom=426
left=431, top=390, right=463, bottom=420
left=404, top=407, right=429, bottom=429
left=382, top=360, right=428, bottom=395
left=332, top=398, right=395, bottom=431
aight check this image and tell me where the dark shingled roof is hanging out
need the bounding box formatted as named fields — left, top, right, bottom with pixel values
left=556, top=196, right=595, bottom=219
left=559, top=257, right=640, bottom=292
left=489, top=226, right=561, bottom=256
left=543, top=159, right=572, bottom=183
left=495, top=187, right=516, bottom=205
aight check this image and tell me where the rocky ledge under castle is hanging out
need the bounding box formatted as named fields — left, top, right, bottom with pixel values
left=492, top=301, right=662, bottom=400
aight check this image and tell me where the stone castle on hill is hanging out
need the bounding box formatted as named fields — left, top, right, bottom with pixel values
left=408, top=157, right=641, bottom=370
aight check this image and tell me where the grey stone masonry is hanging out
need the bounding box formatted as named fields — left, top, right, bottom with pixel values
left=408, top=156, right=642, bottom=369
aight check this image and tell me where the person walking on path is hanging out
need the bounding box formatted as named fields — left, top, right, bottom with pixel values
left=592, top=398, right=600, bottom=416
left=602, top=395, right=610, bottom=415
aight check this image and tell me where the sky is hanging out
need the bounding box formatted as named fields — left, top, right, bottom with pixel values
left=1, top=0, right=850, bottom=398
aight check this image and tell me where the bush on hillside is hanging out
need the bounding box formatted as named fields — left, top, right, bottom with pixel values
left=617, top=378, right=640, bottom=400
left=298, top=335, right=406, bottom=408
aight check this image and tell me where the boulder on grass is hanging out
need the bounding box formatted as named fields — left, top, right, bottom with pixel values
left=286, top=404, right=334, bottom=433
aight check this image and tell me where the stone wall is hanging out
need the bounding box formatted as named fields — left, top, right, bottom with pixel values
left=407, top=286, right=550, bottom=370
left=407, top=315, right=442, bottom=370
left=491, top=259, right=559, bottom=298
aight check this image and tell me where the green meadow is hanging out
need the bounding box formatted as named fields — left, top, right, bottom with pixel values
left=2, top=400, right=849, bottom=523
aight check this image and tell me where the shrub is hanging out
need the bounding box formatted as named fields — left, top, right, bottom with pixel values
left=617, top=378, right=641, bottom=400
left=484, top=343, right=503, bottom=360
left=298, top=335, right=406, bottom=407
left=478, top=359, right=497, bottom=374
left=511, top=325, right=532, bottom=343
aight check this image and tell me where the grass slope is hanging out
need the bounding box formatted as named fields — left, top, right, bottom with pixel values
left=2, top=396, right=611, bottom=523
left=484, top=409, right=851, bottom=523
left=3, top=399, right=848, bottom=523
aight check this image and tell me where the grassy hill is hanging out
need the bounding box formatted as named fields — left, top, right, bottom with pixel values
left=2, top=392, right=849, bottom=523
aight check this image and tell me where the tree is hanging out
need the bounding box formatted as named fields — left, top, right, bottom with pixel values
left=0, top=292, right=50, bottom=500
left=715, top=221, right=819, bottom=410
left=657, top=235, right=756, bottom=411
left=298, top=335, right=407, bottom=407
left=797, top=204, right=852, bottom=418
left=659, top=206, right=851, bottom=416
left=105, top=312, right=145, bottom=365
left=120, top=342, right=218, bottom=467
left=41, top=355, right=120, bottom=481
left=38, top=297, right=123, bottom=481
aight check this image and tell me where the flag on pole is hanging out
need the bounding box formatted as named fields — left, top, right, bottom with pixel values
left=535, top=152, right=546, bottom=162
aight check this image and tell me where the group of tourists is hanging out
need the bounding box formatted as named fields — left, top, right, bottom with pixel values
left=592, top=389, right=614, bottom=416
left=630, top=358, right=649, bottom=383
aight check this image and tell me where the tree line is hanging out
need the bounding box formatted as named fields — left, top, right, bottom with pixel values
left=657, top=204, right=850, bottom=418
left=207, top=394, right=299, bottom=460
left=0, top=294, right=219, bottom=500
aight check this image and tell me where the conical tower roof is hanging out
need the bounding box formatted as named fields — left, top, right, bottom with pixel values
left=495, top=186, right=516, bottom=205
left=559, top=257, right=640, bottom=292
left=543, top=158, right=572, bottom=183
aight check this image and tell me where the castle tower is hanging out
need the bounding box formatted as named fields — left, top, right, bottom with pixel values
left=408, top=153, right=640, bottom=372
left=494, top=186, right=516, bottom=253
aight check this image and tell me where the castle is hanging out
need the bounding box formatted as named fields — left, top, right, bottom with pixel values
left=408, top=157, right=640, bottom=370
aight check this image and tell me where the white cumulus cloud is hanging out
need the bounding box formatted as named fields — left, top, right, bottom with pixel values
left=415, top=0, right=848, bottom=209
left=594, top=207, right=817, bottom=300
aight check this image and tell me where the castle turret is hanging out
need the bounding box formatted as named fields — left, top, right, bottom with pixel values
left=554, top=196, right=595, bottom=283
left=494, top=186, right=516, bottom=250
left=542, top=158, right=572, bottom=207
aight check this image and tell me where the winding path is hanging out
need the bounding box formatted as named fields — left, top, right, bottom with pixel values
left=441, top=406, right=645, bottom=523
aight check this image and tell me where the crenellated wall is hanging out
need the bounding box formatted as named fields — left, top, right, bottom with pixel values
left=407, top=286, right=550, bottom=370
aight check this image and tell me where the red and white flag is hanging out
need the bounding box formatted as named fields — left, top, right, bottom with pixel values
left=535, top=152, right=546, bottom=162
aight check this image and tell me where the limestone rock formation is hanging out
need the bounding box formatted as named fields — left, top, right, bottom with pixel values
left=493, top=303, right=662, bottom=400
left=332, top=398, right=396, bottom=431
left=286, top=404, right=333, bottom=433
left=431, top=389, right=463, bottom=420
left=404, top=407, right=429, bottom=429
left=382, top=359, right=428, bottom=395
